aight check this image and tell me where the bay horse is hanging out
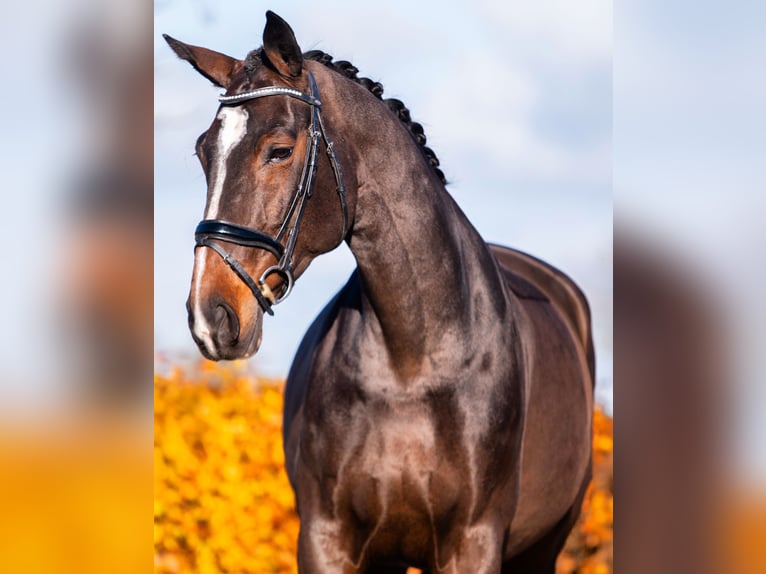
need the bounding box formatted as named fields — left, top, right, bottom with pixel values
left=165, top=11, right=594, bottom=573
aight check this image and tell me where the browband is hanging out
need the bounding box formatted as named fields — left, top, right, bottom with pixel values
left=218, top=85, right=321, bottom=107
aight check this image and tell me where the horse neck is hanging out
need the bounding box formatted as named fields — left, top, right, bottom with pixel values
left=319, top=68, right=510, bottom=379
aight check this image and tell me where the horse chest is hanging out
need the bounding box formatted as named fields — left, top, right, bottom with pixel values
left=351, top=407, right=467, bottom=536
left=345, top=404, right=445, bottom=478
left=302, top=383, right=509, bottom=527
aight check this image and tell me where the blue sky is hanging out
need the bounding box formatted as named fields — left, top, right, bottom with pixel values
left=154, top=0, right=613, bottom=407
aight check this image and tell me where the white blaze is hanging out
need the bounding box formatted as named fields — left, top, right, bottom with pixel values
left=192, top=106, right=249, bottom=352
left=205, top=106, right=249, bottom=219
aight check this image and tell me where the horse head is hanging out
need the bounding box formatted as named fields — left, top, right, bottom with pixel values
left=165, top=12, right=350, bottom=360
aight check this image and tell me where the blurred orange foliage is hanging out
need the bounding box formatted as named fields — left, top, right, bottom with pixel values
left=155, top=362, right=613, bottom=573
left=0, top=420, right=151, bottom=573
left=154, top=362, right=298, bottom=573
left=556, top=409, right=614, bottom=574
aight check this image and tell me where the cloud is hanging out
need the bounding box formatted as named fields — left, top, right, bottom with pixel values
left=474, top=0, right=612, bottom=63
left=419, top=4, right=612, bottom=186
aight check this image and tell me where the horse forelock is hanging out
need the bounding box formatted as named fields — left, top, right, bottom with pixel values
left=243, top=48, right=267, bottom=77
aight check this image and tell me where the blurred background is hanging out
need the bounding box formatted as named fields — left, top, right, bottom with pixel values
left=615, top=1, right=766, bottom=572
left=0, top=0, right=152, bottom=572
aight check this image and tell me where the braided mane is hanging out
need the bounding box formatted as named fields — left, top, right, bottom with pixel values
left=244, top=48, right=446, bottom=185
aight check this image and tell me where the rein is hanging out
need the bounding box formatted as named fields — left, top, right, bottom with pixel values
left=194, top=71, right=348, bottom=316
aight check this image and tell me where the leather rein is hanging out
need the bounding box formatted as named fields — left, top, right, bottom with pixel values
left=194, top=71, right=348, bottom=316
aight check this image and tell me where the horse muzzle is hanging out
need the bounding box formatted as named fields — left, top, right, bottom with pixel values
left=186, top=292, right=264, bottom=361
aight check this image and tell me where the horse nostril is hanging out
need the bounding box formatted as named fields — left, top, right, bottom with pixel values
left=186, top=298, right=194, bottom=328
left=214, top=301, right=240, bottom=346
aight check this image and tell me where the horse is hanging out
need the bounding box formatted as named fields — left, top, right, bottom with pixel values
left=165, top=11, right=594, bottom=573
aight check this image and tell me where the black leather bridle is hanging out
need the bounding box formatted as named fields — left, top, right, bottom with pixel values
left=194, top=71, right=348, bottom=316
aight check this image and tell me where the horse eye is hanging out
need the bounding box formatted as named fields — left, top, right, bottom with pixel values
left=268, top=146, right=294, bottom=162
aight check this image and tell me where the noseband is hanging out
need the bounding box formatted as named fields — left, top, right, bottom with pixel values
left=194, top=71, right=348, bottom=316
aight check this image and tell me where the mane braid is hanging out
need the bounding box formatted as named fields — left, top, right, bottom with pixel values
left=303, top=50, right=446, bottom=185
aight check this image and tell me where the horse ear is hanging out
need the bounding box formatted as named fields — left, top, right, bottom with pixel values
left=262, top=11, right=303, bottom=78
left=163, top=34, right=238, bottom=89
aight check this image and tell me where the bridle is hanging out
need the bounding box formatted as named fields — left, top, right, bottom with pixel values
left=194, top=71, right=348, bottom=316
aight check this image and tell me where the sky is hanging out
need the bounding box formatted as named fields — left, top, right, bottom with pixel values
left=154, top=0, right=613, bottom=408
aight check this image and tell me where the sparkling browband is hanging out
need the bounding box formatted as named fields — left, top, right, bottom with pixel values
left=218, top=85, right=321, bottom=107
